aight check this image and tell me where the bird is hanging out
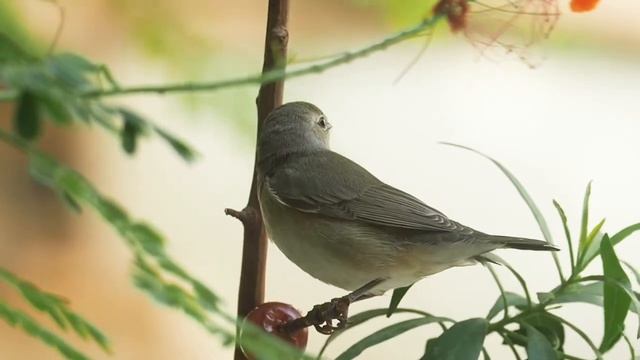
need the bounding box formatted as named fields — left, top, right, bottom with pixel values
left=256, top=101, right=558, bottom=333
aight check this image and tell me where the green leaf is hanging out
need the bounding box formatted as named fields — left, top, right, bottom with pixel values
left=611, top=223, right=640, bottom=247
left=119, top=108, right=148, bottom=155
left=600, top=234, right=632, bottom=352
left=525, top=325, right=558, bottom=360
left=318, top=308, right=451, bottom=359
left=51, top=53, right=98, bottom=72
left=580, top=223, right=640, bottom=272
left=335, top=316, right=446, bottom=360
left=129, top=223, right=165, bottom=256
left=579, top=219, right=605, bottom=270
left=487, top=292, right=528, bottom=319
left=193, top=282, right=221, bottom=310
left=623, top=261, right=640, bottom=286
left=13, top=91, right=41, bottom=140
left=441, top=143, right=563, bottom=280
left=46, top=53, right=96, bottom=90
left=121, top=118, right=139, bottom=154
left=156, top=128, right=197, bottom=162
left=547, top=282, right=603, bottom=308
left=387, top=285, right=412, bottom=317
left=0, top=300, right=89, bottom=360
left=422, top=318, right=488, bottom=360
left=516, top=313, right=565, bottom=350
left=548, top=281, right=639, bottom=316
left=577, top=182, right=592, bottom=264
left=0, top=268, right=110, bottom=352
left=37, top=94, right=73, bottom=124
left=60, top=191, right=82, bottom=213
left=553, top=200, right=575, bottom=274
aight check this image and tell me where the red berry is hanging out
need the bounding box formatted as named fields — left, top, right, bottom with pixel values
left=241, top=302, right=308, bottom=359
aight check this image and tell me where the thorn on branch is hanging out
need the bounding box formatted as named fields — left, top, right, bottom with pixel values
left=224, top=207, right=260, bottom=226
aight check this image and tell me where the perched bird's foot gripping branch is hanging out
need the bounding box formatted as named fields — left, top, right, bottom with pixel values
left=279, top=278, right=385, bottom=335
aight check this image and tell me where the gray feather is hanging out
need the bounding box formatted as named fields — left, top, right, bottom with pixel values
left=485, top=235, right=560, bottom=251
left=266, top=150, right=456, bottom=232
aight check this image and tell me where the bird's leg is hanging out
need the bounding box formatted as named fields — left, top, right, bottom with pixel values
left=280, top=278, right=385, bottom=336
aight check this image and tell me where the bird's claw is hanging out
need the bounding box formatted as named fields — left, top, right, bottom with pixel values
left=308, top=297, right=351, bottom=335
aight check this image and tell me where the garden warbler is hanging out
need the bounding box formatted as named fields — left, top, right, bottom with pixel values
left=257, top=102, right=558, bottom=299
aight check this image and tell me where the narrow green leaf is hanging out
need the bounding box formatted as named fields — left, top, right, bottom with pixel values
left=548, top=282, right=603, bottom=307
left=60, top=191, right=82, bottom=213
left=580, top=222, right=640, bottom=275
left=47, top=53, right=95, bottom=89
left=156, top=128, right=197, bottom=162
left=441, top=143, right=564, bottom=281
left=516, top=313, right=565, bottom=350
left=482, top=348, right=492, bottom=360
left=38, top=94, right=73, bottom=124
left=623, top=261, right=640, bottom=286
left=51, top=53, right=98, bottom=72
left=579, top=219, right=606, bottom=270
left=611, top=223, right=640, bottom=247
left=621, top=332, right=636, bottom=360
left=193, top=282, right=221, bottom=310
left=0, top=300, right=89, bottom=360
left=577, top=182, right=592, bottom=266
left=121, top=118, right=138, bottom=154
left=129, top=223, right=165, bottom=256
left=336, top=316, right=446, bottom=360
left=487, top=292, right=528, bottom=319
left=387, top=285, right=412, bottom=317
left=13, top=92, right=41, bottom=140
left=600, top=234, right=632, bottom=352
left=318, top=308, right=451, bottom=359
left=525, top=325, right=557, bottom=360
left=422, top=318, right=488, bottom=360
left=553, top=200, right=575, bottom=273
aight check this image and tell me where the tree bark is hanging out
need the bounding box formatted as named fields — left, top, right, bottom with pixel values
left=227, top=1, right=289, bottom=359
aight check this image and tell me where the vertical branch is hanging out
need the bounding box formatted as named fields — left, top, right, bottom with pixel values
left=226, top=1, right=289, bottom=359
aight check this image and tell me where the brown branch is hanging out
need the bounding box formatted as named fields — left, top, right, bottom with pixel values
left=230, top=1, right=289, bottom=360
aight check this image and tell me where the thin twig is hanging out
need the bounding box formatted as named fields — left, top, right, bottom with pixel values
left=80, top=16, right=443, bottom=98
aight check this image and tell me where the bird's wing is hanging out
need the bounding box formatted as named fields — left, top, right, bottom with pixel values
left=265, top=151, right=456, bottom=232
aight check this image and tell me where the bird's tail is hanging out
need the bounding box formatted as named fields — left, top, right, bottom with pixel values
left=486, top=235, right=560, bottom=251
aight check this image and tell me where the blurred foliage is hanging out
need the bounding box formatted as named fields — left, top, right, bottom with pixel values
left=0, top=268, right=109, bottom=360
left=0, top=34, right=197, bottom=161
left=105, top=0, right=260, bottom=138
left=351, top=0, right=438, bottom=27
left=0, top=128, right=312, bottom=360
left=0, top=1, right=38, bottom=54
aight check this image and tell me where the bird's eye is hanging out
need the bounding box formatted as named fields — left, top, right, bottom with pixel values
left=317, top=116, right=331, bottom=130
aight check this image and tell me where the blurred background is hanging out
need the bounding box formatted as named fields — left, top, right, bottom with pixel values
left=0, top=0, right=639, bottom=359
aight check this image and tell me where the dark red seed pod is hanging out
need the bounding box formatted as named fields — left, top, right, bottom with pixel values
left=240, top=302, right=308, bottom=359
left=433, top=0, right=470, bottom=32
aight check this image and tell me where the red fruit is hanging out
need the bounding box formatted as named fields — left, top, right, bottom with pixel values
left=241, top=302, right=308, bottom=359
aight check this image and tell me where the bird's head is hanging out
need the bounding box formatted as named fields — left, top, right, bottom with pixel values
left=258, top=101, right=332, bottom=165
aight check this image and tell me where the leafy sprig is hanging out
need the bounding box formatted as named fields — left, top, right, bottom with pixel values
left=0, top=268, right=109, bottom=359
left=0, top=128, right=311, bottom=360
left=0, top=35, right=196, bottom=162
